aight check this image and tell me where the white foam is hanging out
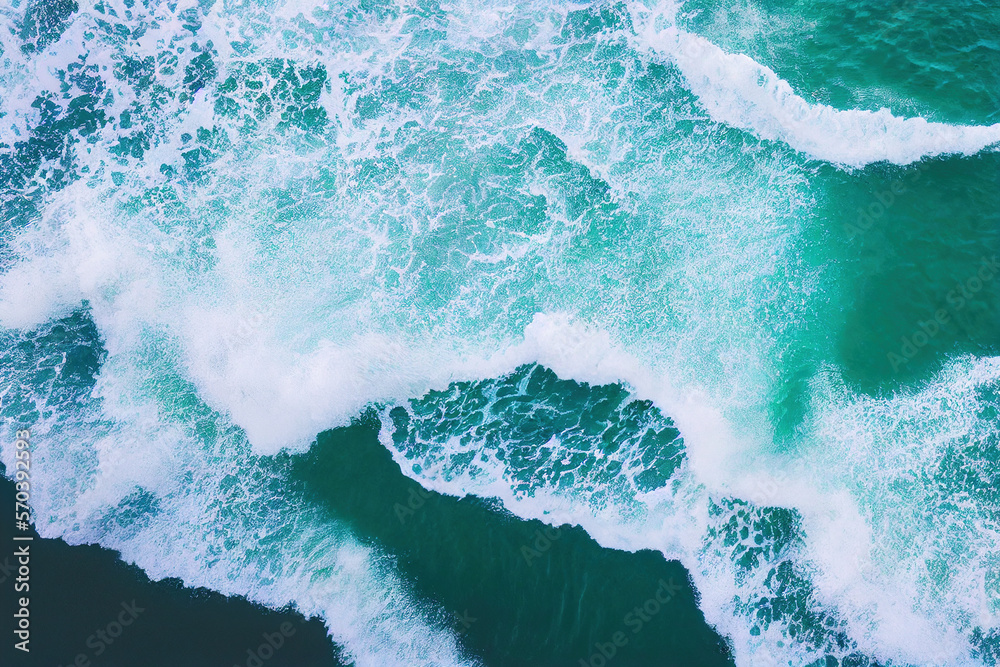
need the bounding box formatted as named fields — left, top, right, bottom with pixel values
left=5, top=0, right=1000, bottom=665
left=1, top=370, right=477, bottom=667
left=628, top=4, right=1000, bottom=168
left=380, top=347, right=1000, bottom=666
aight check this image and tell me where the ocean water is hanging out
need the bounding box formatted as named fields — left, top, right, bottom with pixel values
left=0, top=471, right=343, bottom=667
left=0, top=0, right=998, bottom=665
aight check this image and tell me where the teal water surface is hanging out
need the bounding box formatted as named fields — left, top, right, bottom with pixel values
left=1, top=1, right=999, bottom=666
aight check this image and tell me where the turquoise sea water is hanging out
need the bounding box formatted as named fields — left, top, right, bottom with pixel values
left=1, top=1, right=999, bottom=665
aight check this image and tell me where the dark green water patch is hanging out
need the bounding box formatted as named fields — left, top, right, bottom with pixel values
left=819, top=152, right=1000, bottom=395
left=292, top=414, right=734, bottom=667
left=0, top=474, right=343, bottom=667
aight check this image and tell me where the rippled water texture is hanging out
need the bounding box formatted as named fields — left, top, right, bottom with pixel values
left=1, top=1, right=999, bottom=665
